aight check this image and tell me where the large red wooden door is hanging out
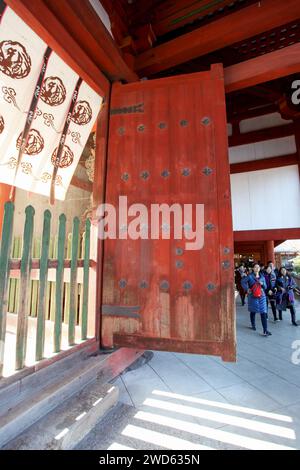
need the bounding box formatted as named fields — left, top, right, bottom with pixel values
left=101, top=65, right=236, bottom=362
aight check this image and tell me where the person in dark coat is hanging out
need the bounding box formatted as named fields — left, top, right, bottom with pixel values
left=235, top=265, right=247, bottom=306
left=267, top=261, right=279, bottom=278
left=242, top=263, right=272, bottom=336
left=276, top=267, right=298, bottom=326
left=263, top=265, right=279, bottom=321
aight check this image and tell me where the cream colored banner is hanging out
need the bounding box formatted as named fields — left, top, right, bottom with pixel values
left=0, top=8, right=102, bottom=200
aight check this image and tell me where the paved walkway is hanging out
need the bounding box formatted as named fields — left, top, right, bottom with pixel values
left=77, top=297, right=300, bottom=450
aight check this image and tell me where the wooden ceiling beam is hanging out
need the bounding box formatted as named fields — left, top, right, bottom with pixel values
left=227, top=104, right=278, bottom=123
left=135, top=0, right=300, bottom=76
left=45, top=0, right=138, bottom=82
left=229, top=123, right=294, bottom=147
left=150, top=0, right=236, bottom=37
left=230, top=154, right=298, bottom=174
left=224, top=42, right=300, bottom=93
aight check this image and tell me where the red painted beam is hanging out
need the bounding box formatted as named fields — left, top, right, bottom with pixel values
left=235, top=242, right=265, bottom=250
left=224, top=43, right=300, bottom=94
left=230, top=154, right=298, bottom=174
left=47, top=0, right=138, bottom=82
left=229, top=123, right=294, bottom=147
left=151, top=0, right=236, bottom=37
left=135, top=0, right=300, bottom=76
left=234, top=228, right=300, bottom=242
left=228, top=105, right=278, bottom=124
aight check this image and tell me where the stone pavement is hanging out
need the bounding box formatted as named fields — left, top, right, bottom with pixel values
left=76, top=297, right=300, bottom=450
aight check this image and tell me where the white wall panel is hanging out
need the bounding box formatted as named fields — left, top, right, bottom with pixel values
left=229, top=136, right=296, bottom=164
left=239, top=113, right=292, bottom=133
left=231, top=165, right=300, bottom=231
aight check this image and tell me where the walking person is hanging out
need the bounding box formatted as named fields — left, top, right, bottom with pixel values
left=263, top=266, right=279, bottom=321
left=235, top=265, right=247, bottom=306
left=242, top=263, right=272, bottom=336
left=276, top=267, right=298, bottom=326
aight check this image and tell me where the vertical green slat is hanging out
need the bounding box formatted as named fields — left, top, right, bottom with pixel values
left=81, top=220, right=91, bottom=340
left=45, top=237, right=54, bottom=321
left=63, top=233, right=72, bottom=324
left=14, top=238, right=21, bottom=313
left=49, top=235, right=57, bottom=322
left=30, top=238, right=41, bottom=317
left=8, top=237, right=17, bottom=313
left=78, top=235, right=84, bottom=329
left=35, top=210, right=51, bottom=361
left=54, top=214, right=66, bottom=353
left=68, top=217, right=80, bottom=346
left=16, top=205, right=35, bottom=371
left=0, top=202, right=14, bottom=376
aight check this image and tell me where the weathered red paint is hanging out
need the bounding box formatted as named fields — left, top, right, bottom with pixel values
left=102, top=65, right=236, bottom=362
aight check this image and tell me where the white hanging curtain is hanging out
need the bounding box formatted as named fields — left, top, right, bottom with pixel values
left=0, top=7, right=102, bottom=200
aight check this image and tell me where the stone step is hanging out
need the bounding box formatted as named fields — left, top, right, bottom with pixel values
left=0, top=344, right=98, bottom=418
left=0, top=353, right=111, bottom=448
left=3, top=380, right=119, bottom=450
left=0, top=347, right=142, bottom=448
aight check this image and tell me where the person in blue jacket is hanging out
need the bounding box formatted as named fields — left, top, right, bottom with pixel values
left=276, top=267, right=298, bottom=326
left=242, top=263, right=272, bottom=336
left=263, top=265, right=279, bottom=321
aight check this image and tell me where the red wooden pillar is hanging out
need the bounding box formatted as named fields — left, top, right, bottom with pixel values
left=265, top=240, right=275, bottom=265
left=0, top=183, right=12, bottom=235
left=92, top=91, right=111, bottom=344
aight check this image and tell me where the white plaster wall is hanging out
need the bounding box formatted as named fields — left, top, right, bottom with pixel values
left=229, top=136, right=296, bottom=164
left=231, top=165, right=300, bottom=231
left=239, top=112, right=292, bottom=133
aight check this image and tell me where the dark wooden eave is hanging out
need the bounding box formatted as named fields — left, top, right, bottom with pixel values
left=134, top=0, right=300, bottom=76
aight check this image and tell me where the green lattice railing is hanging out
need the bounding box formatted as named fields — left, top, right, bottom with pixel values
left=0, top=202, right=92, bottom=376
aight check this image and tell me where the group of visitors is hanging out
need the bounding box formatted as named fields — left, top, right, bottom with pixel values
left=235, top=261, right=298, bottom=336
